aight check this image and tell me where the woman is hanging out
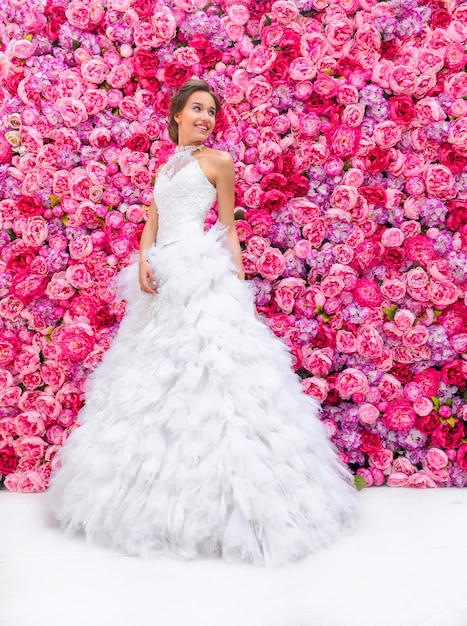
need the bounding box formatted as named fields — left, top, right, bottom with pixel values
left=48, top=79, right=358, bottom=567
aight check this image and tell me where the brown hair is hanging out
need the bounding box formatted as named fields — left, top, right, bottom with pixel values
left=168, top=79, right=221, bottom=143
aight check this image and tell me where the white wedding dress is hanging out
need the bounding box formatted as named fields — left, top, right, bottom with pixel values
left=48, top=146, right=358, bottom=567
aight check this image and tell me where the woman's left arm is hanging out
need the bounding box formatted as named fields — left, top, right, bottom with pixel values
left=214, top=151, right=245, bottom=280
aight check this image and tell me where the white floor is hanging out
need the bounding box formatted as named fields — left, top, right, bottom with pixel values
left=1, top=488, right=467, bottom=626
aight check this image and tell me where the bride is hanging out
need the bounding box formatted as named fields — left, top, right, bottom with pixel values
left=48, top=79, right=358, bottom=567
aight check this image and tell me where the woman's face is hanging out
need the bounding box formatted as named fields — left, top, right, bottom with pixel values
left=174, top=91, right=217, bottom=145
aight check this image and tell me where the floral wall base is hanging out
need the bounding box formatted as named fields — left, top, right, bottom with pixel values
left=0, top=0, right=466, bottom=491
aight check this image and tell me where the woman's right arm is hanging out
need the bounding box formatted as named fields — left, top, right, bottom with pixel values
left=138, top=198, right=159, bottom=294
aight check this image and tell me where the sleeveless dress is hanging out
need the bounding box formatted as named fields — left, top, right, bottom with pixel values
left=48, top=146, right=358, bottom=567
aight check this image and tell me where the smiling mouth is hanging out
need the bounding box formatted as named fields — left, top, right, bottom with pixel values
left=196, top=125, right=210, bottom=132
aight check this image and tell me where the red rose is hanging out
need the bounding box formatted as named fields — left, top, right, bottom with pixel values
left=5, top=71, right=24, bottom=95
left=416, top=411, right=440, bottom=434
left=389, top=96, right=415, bottom=126
left=336, top=56, right=362, bottom=78
left=354, top=278, right=383, bottom=308
left=278, top=29, right=300, bottom=60
left=276, top=154, right=297, bottom=178
left=431, top=420, right=464, bottom=449
left=287, top=174, right=309, bottom=197
left=446, top=200, right=467, bottom=232
left=380, top=40, right=400, bottom=60
left=365, top=147, right=390, bottom=174
left=17, top=195, right=44, bottom=216
left=0, top=446, right=18, bottom=474
left=390, top=363, right=413, bottom=383
left=313, top=324, right=337, bottom=349
left=189, top=35, right=222, bottom=65
left=266, top=55, right=290, bottom=85
left=126, top=133, right=150, bottom=152
left=306, top=92, right=332, bottom=115
left=247, top=209, right=274, bottom=237
left=438, top=309, right=464, bottom=336
left=413, top=368, right=441, bottom=396
left=438, top=143, right=467, bottom=174
left=260, top=173, right=288, bottom=192
left=0, top=136, right=12, bottom=164
left=133, top=50, right=159, bottom=78
left=261, top=190, right=287, bottom=213
left=441, top=360, right=467, bottom=392
left=382, top=247, right=406, bottom=268
left=359, top=186, right=387, bottom=205
left=431, top=9, right=451, bottom=29
left=139, top=76, right=160, bottom=94
left=456, top=443, right=467, bottom=471
left=360, top=431, right=383, bottom=454
left=132, top=0, right=157, bottom=18
left=163, top=62, right=192, bottom=88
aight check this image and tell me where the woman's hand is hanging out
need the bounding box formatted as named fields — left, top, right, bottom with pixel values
left=139, top=260, right=158, bottom=294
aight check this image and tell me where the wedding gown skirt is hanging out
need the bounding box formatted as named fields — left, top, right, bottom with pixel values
left=48, top=149, right=357, bottom=566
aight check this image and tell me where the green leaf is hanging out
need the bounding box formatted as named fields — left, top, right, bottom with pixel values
left=383, top=305, right=397, bottom=320
left=431, top=396, right=441, bottom=411
left=447, top=417, right=456, bottom=428
left=264, top=14, right=272, bottom=26
left=50, top=195, right=61, bottom=207
left=234, top=209, right=245, bottom=220
left=355, top=475, right=368, bottom=491
left=7, top=228, right=17, bottom=241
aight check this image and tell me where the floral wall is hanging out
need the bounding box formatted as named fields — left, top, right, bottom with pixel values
left=0, top=0, right=466, bottom=492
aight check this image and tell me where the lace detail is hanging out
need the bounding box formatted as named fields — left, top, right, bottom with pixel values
left=154, top=152, right=217, bottom=248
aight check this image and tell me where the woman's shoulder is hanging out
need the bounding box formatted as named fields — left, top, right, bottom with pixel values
left=203, top=147, right=234, bottom=165
left=202, top=148, right=234, bottom=178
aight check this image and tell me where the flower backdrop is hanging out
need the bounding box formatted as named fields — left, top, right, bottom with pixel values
left=0, top=0, right=466, bottom=492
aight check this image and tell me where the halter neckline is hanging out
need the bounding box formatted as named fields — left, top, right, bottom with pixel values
left=174, top=144, right=203, bottom=153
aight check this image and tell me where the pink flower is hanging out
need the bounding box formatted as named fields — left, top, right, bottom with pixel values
left=389, top=65, right=418, bottom=95
left=335, top=368, right=369, bottom=399
left=57, top=98, right=88, bottom=127
left=257, top=248, right=286, bottom=280
left=275, top=277, right=305, bottom=313
left=359, top=403, right=380, bottom=425
left=302, top=218, right=327, bottom=248
left=387, top=472, right=409, bottom=487
left=81, top=58, right=108, bottom=84
left=424, top=164, right=455, bottom=199
left=383, top=399, right=417, bottom=431
left=246, top=45, right=277, bottom=74
left=393, top=457, right=417, bottom=475
left=407, top=473, right=436, bottom=488
left=302, top=376, right=329, bottom=402
left=378, top=374, right=402, bottom=401
left=303, top=347, right=333, bottom=377
left=380, top=278, right=406, bottom=302
left=428, top=281, right=459, bottom=307
left=336, top=330, right=357, bottom=354
left=369, top=448, right=393, bottom=471
left=353, top=278, right=383, bottom=308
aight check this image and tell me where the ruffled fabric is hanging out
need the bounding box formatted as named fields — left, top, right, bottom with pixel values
left=48, top=155, right=357, bottom=567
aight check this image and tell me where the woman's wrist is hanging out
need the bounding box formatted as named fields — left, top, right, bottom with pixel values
left=139, top=259, right=149, bottom=265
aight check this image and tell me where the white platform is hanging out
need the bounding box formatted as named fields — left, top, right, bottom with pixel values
left=1, top=487, right=467, bottom=626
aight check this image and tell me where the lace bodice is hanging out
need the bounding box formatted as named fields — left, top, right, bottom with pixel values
left=153, top=150, right=217, bottom=248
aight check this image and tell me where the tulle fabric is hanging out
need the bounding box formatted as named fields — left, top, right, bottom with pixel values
left=48, top=154, right=358, bottom=567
